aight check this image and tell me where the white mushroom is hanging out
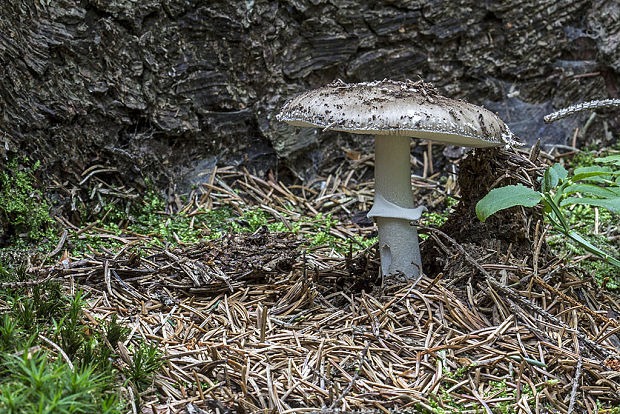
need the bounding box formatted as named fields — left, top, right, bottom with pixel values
left=277, top=79, right=520, bottom=280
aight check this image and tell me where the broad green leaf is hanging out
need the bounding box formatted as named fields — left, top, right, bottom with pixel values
left=476, top=185, right=542, bottom=222
left=560, top=196, right=620, bottom=214
left=551, top=163, right=569, bottom=180
left=542, top=163, right=568, bottom=192
left=572, top=166, right=617, bottom=182
left=595, top=154, right=620, bottom=166
left=562, top=183, right=619, bottom=198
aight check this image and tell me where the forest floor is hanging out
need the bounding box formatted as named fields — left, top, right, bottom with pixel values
left=1, top=141, right=620, bottom=413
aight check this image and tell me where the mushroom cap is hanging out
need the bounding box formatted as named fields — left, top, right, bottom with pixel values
left=277, top=79, right=520, bottom=148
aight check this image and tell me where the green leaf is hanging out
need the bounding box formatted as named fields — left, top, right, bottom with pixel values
left=595, top=154, right=620, bottom=166
left=562, top=183, right=620, bottom=198
left=552, top=163, right=569, bottom=180
left=542, top=163, right=568, bottom=192
left=566, top=230, right=620, bottom=268
left=560, top=196, right=620, bottom=214
left=572, top=166, right=617, bottom=182
left=476, top=185, right=542, bottom=222
left=542, top=194, right=571, bottom=232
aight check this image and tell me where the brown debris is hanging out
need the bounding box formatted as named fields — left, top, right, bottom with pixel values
left=24, top=147, right=620, bottom=413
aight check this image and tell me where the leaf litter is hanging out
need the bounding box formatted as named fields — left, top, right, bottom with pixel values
left=22, top=144, right=620, bottom=413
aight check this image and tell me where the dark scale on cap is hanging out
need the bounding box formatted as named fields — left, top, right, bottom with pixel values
left=277, top=79, right=520, bottom=148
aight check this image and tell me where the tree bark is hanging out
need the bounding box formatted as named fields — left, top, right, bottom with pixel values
left=0, top=0, right=618, bottom=190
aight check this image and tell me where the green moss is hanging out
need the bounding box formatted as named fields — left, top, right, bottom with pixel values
left=604, top=403, right=620, bottom=413
left=422, top=211, right=449, bottom=228
left=417, top=369, right=536, bottom=413
left=0, top=262, right=166, bottom=412
left=75, top=188, right=376, bottom=256
left=420, top=196, right=458, bottom=239
left=443, top=362, right=475, bottom=380
left=568, top=141, right=620, bottom=170
left=0, top=276, right=129, bottom=412
left=0, top=158, right=54, bottom=245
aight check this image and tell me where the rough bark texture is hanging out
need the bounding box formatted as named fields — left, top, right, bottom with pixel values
left=0, top=0, right=618, bottom=190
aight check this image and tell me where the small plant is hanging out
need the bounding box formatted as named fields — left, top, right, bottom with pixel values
left=81, top=315, right=130, bottom=373
left=104, top=315, right=130, bottom=346
left=0, top=347, right=119, bottom=413
left=0, top=314, right=21, bottom=351
left=10, top=282, right=66, bottom=332
left=124, top=341, right=162, bottom=393
left=56, top=290, right=88, bottom=360
left=0, top=269, right=127, bottom=412
left=476, top=155, right=620, bottom=269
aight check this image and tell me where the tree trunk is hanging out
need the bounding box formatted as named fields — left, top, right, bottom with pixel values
left=0, top=0, right=618, bottom=192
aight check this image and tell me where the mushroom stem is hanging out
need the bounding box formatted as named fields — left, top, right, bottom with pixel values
left=372, top=135, right=423, bottom=280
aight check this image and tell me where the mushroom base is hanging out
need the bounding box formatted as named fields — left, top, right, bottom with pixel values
left=375, top=217, right=422, bottom=280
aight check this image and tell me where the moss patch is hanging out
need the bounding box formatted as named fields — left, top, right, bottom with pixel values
left=0, top=158, right=54, bottom=247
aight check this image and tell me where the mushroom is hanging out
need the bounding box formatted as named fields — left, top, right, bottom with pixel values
left=277, top=79, right=520, bottom=280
